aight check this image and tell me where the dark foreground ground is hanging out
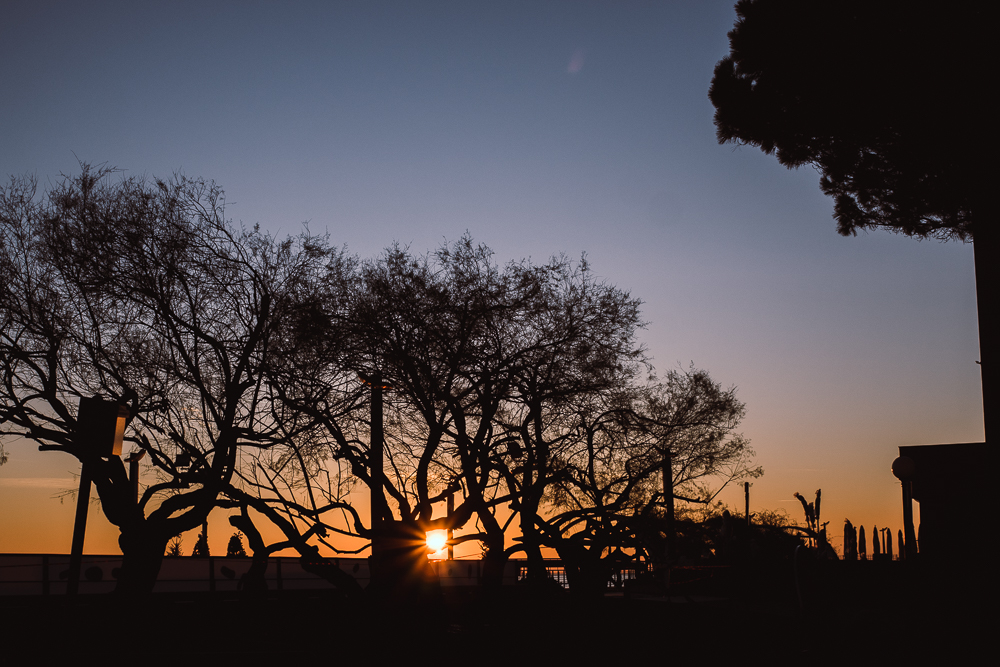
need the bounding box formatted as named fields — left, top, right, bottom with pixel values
left=1, top=559, right=990, bottom=665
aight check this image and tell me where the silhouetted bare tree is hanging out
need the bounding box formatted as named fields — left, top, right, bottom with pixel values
left=0, top=164, right=354, bottom=593
left=329, top=238, right=648, bottom=588
left=525, top=368, right=759, bottom=594
left=3, top=166, right=758, bottom=595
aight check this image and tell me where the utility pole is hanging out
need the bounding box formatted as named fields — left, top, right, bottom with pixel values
left=362, top=369, right=391, bottom=588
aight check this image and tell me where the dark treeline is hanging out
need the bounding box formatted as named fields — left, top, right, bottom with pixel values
left=0, top=165, right=760, bottom=595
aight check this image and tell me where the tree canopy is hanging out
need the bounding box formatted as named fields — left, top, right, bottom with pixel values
left=709, top=1, right=985, bottom=240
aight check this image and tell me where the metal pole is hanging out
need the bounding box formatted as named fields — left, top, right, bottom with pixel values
left=892, top=455, right=918, bottom=560
left=745, top=481, right=751, bottom=528
left=447, top=491, right=454, bottom=561
left=67, top=461, right=92, bottom=596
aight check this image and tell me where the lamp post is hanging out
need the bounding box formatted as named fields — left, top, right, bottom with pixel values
left=68, top=396, right=128, bottom=595
left=891, top=455, right=918, bottom=560
left=358, top=370, right=398, bottom=585
left=358, top=371, right=390, bottom=543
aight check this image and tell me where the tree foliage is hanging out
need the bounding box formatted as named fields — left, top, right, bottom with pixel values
left=227, top=531, right=248, bottom=557
left=709, top=0, right=985, bottom=240
left=165, top=536, right=183, bottom=557
left=191, top=530, right=210, bottom=558
left=709, top=1, right=997, bottom=442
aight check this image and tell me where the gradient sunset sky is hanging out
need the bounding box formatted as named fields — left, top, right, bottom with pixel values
left=0, top=0, right=982, bottom=557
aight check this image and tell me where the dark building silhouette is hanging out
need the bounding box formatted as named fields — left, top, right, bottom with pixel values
left=895, top=442, right=997, bottom=560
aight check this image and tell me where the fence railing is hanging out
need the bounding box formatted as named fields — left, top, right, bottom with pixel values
left=1, top=554, right=752, bottom=596
left=0, top=554, right=523, bottom=596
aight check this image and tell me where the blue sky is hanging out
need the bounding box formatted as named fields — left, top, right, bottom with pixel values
left=0, top=1, right=981, bottom=554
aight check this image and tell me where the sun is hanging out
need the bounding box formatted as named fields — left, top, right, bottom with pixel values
left=425, top=530, right=447, bottom=557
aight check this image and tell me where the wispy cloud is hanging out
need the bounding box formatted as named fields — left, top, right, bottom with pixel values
left=568, top=48, right=585, bottom=73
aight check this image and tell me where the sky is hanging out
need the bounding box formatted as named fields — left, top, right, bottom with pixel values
left=0, top=0, right=983, bottom=558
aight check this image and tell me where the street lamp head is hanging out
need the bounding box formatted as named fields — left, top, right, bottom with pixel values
left=357, top=370, right=393, bottom=390
left=77, top=396, right=130, bottom=458
left=891, top=456, right=916, bottom=481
